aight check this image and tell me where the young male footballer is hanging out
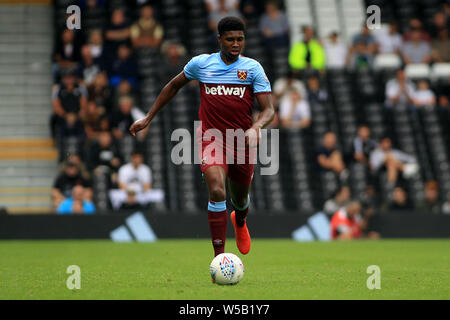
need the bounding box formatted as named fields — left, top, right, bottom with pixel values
left=130, top=16, right=274, bottom=257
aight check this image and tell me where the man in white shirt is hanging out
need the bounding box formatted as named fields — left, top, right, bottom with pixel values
left=385, top=69, right=415, bottom=108
left=375, top=21, right=403, bottom=54
left=279, top=89, right=311, bottom=129
left=323, top=32, right=348, bottom=69
left=109, top=150, right=164, bottom=209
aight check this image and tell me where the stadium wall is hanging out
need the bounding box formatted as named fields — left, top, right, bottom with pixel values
left=0, top=211, right=449, bottom=240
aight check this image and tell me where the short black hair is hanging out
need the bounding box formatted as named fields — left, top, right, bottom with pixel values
left=217, top=16, right=245, bottom=36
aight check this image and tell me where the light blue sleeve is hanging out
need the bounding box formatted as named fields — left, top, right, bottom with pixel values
left=83, top=202, right=96, bottom=214
left=252, top=62, right=272, bottom=94
left=57, top=199, right=72, bottom=214
left=183, top=55, right=202, bottom=80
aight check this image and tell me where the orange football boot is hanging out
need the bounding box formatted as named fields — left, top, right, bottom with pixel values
left=230, top=211, right=251, bottom=254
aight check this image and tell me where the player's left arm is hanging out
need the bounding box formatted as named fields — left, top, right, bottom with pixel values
left=246, top=93, right=275, bottom=147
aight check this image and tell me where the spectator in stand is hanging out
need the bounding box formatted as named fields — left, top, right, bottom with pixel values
left=109, top=150, right=163, bottom=210
left=76, top=45, right=103, bottom=88
left=385, top=68, right=415, bottom=108
left=279, top=89, right=311, bottom=129
left=289, top=25, right=326, bottom=75
left=52, top=160, right=93, bottom=208
left=81, top=0, right=107, bottom=35
left=87, top=29, right=108, bottom=63
left=50, top=70, right=88, bottom=140
left=111, top=96, right=147, bottom=141
left=401, top=28, right=432, bottom=64
left=352, top=124, right=377, bottom=165
left=430, top=11, right=449, bottom=39
left=306, top=75, right=327, bottom=105
left=52, top=29, right=81, bottom=82
left=412, top=80, right=436, bottom=108
left=323, top=185, right=351, bottom=216
left=417, top=180, right=442, bottom=214
left=130, top=4, right=164, bottom=50
left=330, top=201, right=379, bottom=240
left=431, top=28, right=450, bottom=62
left=108, top=44, right=138, bottom=87
left=272, top=70, right=307, bottom=105
left=119, top=188, right=144, bottom=210
left=58, top=112, right=86, bottom=158
left=57, top=185, right=96, bottom=214
left=323, top=31, right=348, bottom=69
left=347, top=24, right=378, bottom=70
left=105, top=8, right=131, bottom=56
left=402, top=18, right=431, bottom=42
left=316, top=132, right=348, bottom=181
left=87, top=130, right=123, bottom=173
left=388, top=186, right=413, bottom=212
left=258, top=1, right=290, bottom=49
left=207, top=0, right=243, bottom=34
left=88, top=72, right=112, bottom=113
left=369, top=136, right=418, bottom=185
left=158, top=41, right=189, bottom=86
left=374, top=21, right=403, bottom=54
left=112, top=79, right=139, bottom=111
left=443, top=194, right=450, bottom=214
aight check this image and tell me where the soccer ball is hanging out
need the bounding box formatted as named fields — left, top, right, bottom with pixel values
left=209, top=253, right=244, bottom=285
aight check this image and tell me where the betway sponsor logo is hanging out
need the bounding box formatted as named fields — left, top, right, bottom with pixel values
left=204, top=84, right=246, bottom=98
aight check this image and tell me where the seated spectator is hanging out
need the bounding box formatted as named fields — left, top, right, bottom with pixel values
left=412, top=80, right=436, bottom=108
left=109, top=150, right=164, bottom=210
left=402, top=18, right=431, bottom=42
left=417, top=180, right=442, bottom=214
left=289, top=25, right=326, bottom=74
left=430, top=12, right=449, bottom=39
left=330, top=201, right=379, bottom=240
left=120, top=188, right=144, bottom=211
left=279, top=89, right=311, bottom=129
left=50, top=71, right=88, bottom=139
left=385, top=68, right=415, bottom=108
left=323, top=185, right=351, bottom=215
left=130, top=4, right=164, bottom=49
left=158, top=41, right=189, bottom=86
left=111, top=96, right=147, bottom=141
left=352, top=125, right=377, bottom=165
left=52, top=160, right=93, bottom=207
left=369, top=136, right=418, bottom=185
left=112, top=79, right=139, bottom=111
left=316, top=132, right=348, bottom=180
left=207, top=0, right=243, bottom=35
left=105, top=8, right=131, bottom=56
left=323, top=31, right=348, bottom=69
left=205, top=0, right=239, bottom=13
left=58, top=112, right=86, bottom=158
left=431, top=28, right=450, bottom=62
left=258, top=1, right=290, bottom=49
left=87, top=130, right=123, bottom=173
left=272, top=70, right=307, bottom=106
left=52, top=29, right=81, bottom=82
left=306, top=75, right=327, bottom=105
left=76, top=45, right=103, bottom=88
left=442, top=194, right=450, bottom=214
left=347, top=25, right=378, bottom=69
left=401, top=28, right=432, bottom=64
left=87, top=29, right=107, bottom=63
left=81, top=0, right=107, bottom=34
left=374, top=21, right=403, bottom=54
left=388, top=186, right=413, bottom=212
left=88, top=72, right=112, bottom=113
left=57, top=185, right=96, bottom=214
left=108, top=44, right=138, bottom=87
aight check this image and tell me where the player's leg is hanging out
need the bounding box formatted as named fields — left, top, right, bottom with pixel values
left=227, top=167, right=253, bottom=255
left=204, top=165, right=228, bottom=257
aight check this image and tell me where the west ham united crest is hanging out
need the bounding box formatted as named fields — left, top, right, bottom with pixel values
left=237, top=70, right=248, bottom=80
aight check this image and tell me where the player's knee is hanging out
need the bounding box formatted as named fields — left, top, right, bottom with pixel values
left=209, top=185, right=226, bottom=202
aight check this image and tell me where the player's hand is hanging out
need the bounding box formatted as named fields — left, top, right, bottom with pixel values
left=245, top=126, right=261, bottom=148
left=129, top=118, right=149, bottom=137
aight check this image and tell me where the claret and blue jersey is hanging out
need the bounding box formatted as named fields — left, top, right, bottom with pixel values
left=183, top=52, right=272, bottom=134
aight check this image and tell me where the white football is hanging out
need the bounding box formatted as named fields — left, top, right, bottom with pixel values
left=209, top=253, right=244, bottom=285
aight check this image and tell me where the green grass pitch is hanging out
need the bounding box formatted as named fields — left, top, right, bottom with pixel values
left=0, top=239, right=449, bottom=299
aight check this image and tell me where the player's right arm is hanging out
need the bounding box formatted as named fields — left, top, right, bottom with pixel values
left=129, top=71, right=190, bottom=136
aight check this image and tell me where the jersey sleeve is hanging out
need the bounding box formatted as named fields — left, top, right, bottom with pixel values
left=252, top=62, right=271, bottom=94
left=183, top=55, right=201, bottom=80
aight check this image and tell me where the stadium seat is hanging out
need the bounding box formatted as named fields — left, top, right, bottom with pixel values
left=373, top=54, right=403, bottom=70
left=405, top=64, right=431, bottom=79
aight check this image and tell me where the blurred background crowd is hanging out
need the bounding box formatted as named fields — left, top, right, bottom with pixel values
left=48, top=0, right=450, bottom=223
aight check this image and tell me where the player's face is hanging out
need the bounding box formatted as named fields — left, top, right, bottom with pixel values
left=219, top=30, right=245, bottom=60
